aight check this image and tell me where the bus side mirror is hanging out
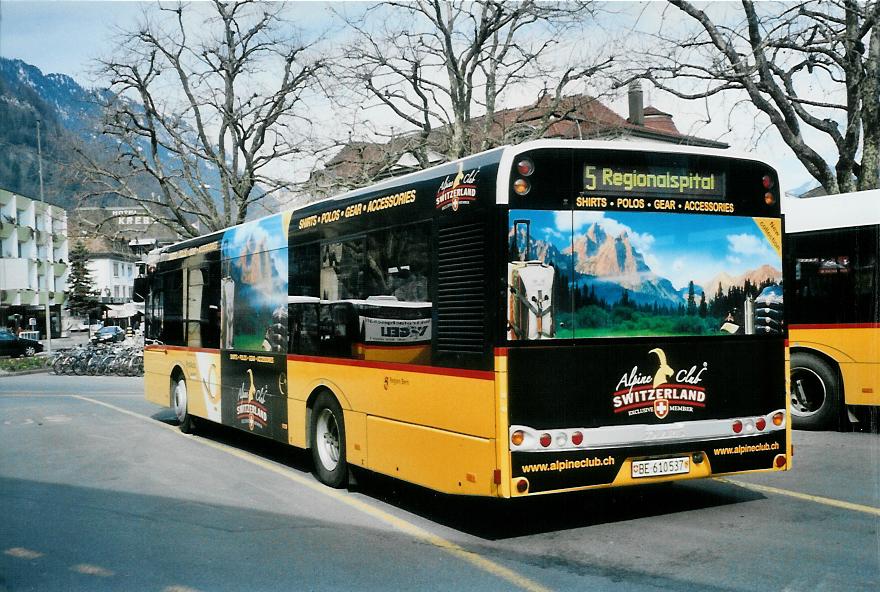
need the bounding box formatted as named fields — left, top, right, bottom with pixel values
left=132, top=277, right=150, bottom=303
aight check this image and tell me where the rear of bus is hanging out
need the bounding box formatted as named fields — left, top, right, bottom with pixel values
left=498, top=142, right=790, bottom=496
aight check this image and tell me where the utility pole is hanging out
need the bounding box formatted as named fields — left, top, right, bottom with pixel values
left=36, top=119, right=52, bottom=354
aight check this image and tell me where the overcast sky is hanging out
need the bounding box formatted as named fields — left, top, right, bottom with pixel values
left=0, top=0, right=827, bottom=194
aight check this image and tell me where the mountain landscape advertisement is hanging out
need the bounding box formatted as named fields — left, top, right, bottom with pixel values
left=508, top=210, right=782, bottom=338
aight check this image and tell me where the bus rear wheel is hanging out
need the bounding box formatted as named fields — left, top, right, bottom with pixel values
left=172, top=374, right=195, bottom=434
left=790, top=352, right=840, bottom=430
left=310, top=392, right=348, bottom=488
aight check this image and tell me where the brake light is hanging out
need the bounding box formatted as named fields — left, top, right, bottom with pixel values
left=539, top=433, right=551, bottom=447
left=774, top=455, right=787, bottom=468
left=517, top=158, right=535, bottom=176
left=756, top=417, right=767, bottom=431
left=571, top=431, right=584, bottom=445
left=762, top=175, right=774, bottom=189
left=516, top=478, right=529, bottom=493
left=732, top=420, right=743, bottom=434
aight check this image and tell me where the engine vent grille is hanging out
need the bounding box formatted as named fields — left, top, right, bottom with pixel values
left=436, top=223, right=486, bottom=355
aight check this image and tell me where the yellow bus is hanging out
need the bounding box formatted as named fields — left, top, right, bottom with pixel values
left=141, top=140, right=790, bottom=497
left=784, top=190, right=879, bottom=430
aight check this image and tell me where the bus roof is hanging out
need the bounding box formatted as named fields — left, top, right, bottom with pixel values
left=151, top=139, right=777, bottom=260
left=783, top=190, right=880, bottom=233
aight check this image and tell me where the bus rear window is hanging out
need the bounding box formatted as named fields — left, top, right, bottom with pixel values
left=507, top=209, right=783, bottom=339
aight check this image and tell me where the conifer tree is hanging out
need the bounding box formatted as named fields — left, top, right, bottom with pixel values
left=66, top=239, right=98, bottom=317
left=687, top=281, right=697, bottom=316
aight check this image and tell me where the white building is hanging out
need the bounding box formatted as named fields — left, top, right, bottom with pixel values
left=87, top=254, right=138, bottom=303
left=0, top=187, right=69, bottom=337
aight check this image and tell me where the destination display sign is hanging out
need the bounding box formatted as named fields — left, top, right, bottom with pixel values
left=584, top=164, right=726, bottom=200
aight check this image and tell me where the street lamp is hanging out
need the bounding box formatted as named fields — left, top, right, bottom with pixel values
left=36, top=119, right=52, bottom=354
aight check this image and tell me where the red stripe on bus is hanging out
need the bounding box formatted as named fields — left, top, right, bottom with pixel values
left=144, top=344, right=220, bottom=354
left=286, top=354, right=495, bottom=381
left=789, top=323, right=880, bottom=330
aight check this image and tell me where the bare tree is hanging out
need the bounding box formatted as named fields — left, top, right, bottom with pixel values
left=332, top=1, right=613, bottom=170
left=79, top=0, right=325, bottom=237
left=632, top=0, right=880, bottom=194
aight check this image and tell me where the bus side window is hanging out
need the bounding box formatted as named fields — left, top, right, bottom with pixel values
left=321, top=239, right=364, bottom=300
left=161, top=268, right=185, bottom=346
left=291, top=243, right=320, bottom=297
left=289, top=302, right=319, bottom=356
left=147, top=274, right=163, bottom=340
left=319, top=303, right=355, bottom=358
left=201, top=258, right=221, bottom=349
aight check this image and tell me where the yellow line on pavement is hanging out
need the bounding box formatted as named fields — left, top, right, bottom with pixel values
left=72, top=396, right=552, bottom=592
left=718, top=478, right=880, bottom=517
left=1, top=393, right=139, bottom=397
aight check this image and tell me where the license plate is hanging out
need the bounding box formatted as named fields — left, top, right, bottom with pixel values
left=631, top=456, right=690, bottom=479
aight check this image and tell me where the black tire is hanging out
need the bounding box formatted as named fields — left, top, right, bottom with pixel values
left=309, top=391, right=348, bottom=488
left=172, top=374, right=195, bottom=434
left=790, top=351, right=841, bottom=430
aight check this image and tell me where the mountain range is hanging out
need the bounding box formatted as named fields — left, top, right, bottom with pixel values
left=0, top=57, right=101, bottom=208
left=0, top=57, right=225, bottom=215
left=513, top=222, right=780, bottom=309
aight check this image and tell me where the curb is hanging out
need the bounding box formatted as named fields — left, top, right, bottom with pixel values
left=0, top=368, right=51, bottom=378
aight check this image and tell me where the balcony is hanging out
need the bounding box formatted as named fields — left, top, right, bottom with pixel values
left=16, top=225, right=34, bottom=242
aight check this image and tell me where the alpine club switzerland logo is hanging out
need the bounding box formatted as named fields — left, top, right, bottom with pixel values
left=235, top=368, right=269, bottom=431
left=612, top=348, right=709, bottom=419
left=436, top=165, right=479, bottom=211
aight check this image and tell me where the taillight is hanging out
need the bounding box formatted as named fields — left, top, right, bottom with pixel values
left=517, top=158, right=535, bottom=176
left=774, top=455, right=787, bottom=468
left=539, top=433, right=551, bottom=447
left=516, top=478, right=529, bottom=493
left=511, top=430, right=524, bottom=446
left=571, top=431, right=584, bottom=445
left=756, top=417, right=767, bottom=431
left=762, top=175, right=774, bottom=189
left=732, top=420, right=743, bottom=434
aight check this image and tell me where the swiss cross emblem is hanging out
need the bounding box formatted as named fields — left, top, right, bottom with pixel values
left=654, top=398, right=670, bottom=419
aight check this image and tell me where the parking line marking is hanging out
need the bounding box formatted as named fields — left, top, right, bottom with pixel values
left=5, top=547, right=44, bottom=559
left=71, top=563, right=114, bottom=577
left=72, top=396, right=553, bottom=592
left=719, top=478, right=880, bottom=517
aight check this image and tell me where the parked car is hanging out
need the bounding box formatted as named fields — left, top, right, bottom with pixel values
left=0, top=328, right=44, bottom=357
left=91, top=326, right=126, bottom=344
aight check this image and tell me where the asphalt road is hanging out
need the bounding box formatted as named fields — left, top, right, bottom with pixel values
left=1, top=374, right=878, bottom=591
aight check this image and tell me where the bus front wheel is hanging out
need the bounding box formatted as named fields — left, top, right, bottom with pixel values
left=172, top=375, right=195, bottom=434
left=790, top=352, right=840, bottom=430
left=310, top=392, right=348, bottom=488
